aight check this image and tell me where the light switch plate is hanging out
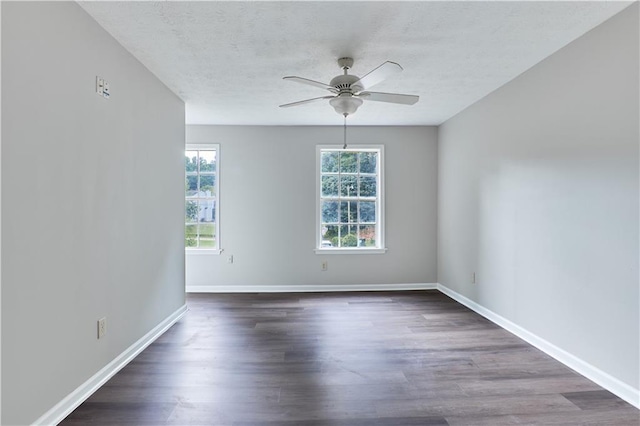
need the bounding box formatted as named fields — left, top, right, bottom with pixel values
left=96, top=76, right=104, bottom=95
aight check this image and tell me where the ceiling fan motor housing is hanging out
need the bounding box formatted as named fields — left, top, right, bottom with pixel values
left=329, top=74, right=364, bottom=93
left=329, top=71, right=365, bottom=115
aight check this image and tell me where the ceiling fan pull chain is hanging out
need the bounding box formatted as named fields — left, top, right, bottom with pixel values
left=343, top=113, right=348, bottom=149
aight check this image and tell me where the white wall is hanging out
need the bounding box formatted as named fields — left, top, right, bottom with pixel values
left=438, top=3, right=639, bottom=393
left=0, top=4, right=3, bottom=421
left=1, top=3, right=185, bottom=424
left=186, top=126, right=437, bottom=289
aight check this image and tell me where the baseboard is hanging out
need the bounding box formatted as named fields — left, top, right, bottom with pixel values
left=187, top=283, right=437, bottom=293
left=32, top=304, right=188, bottom=426
left=437, top=283, right=639, bottom=409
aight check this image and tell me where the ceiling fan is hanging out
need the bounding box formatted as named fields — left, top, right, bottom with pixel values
left=279, top=57, right=419, bottom=117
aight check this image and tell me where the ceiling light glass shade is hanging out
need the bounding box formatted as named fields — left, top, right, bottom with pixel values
left=329, top=95, right=363, bottom=115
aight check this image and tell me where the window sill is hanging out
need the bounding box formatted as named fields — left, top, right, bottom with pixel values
left=185, top=248, right=223, bottom=255
left=314, top=248, right=387, bottom=255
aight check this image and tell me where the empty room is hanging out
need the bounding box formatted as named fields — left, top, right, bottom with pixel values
left=1, top=1, right=638, bottom=425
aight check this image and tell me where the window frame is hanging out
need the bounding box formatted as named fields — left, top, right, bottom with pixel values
left=315, top=144, right=386, bottom=254
left=185, top=143, right=221, bottom=255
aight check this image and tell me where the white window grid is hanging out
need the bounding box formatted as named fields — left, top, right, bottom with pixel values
left=316, top=145, right=385, bottom=252
left=185, top=144, right=220, bottom=252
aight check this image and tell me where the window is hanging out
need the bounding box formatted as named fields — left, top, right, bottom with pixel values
left=316, top=145, right=385, bottom=253
left=185, top=144, right=220, bottom=251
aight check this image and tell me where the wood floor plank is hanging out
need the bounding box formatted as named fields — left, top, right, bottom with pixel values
left=233, top=417, right=449, bottom=426
left=60, top=291, right=638, bottom=425
left=447, top=408, right=640, bottom=426
left=561, top=390, right=634, bottom=411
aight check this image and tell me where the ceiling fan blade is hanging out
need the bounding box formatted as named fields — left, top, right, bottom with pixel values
left=351, top=61, right=403, bottom=90
left=358, top=91, right=419, bottom=105
left=279, top=95, right=335, bottom=108
left=283, top=76, right=338, bottom=93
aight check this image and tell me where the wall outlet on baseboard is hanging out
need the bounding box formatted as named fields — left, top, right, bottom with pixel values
left=97, top=317, right=106, bottom=339
left=321, top=261, right=328, bottom=271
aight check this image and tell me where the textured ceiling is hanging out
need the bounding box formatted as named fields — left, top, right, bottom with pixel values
left=79, top=1, right=631, bottom=126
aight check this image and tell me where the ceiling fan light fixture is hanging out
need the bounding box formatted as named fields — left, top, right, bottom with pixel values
left=329, top=94, right=363, bottom=115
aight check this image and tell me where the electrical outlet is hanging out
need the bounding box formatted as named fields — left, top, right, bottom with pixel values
left=97, top=317, right=106, bottom=339
left=321, top=261, right=328, bottom=271
left=227, top=255, right=234, bottom=264
left=472, top=272, right=476, bottom=284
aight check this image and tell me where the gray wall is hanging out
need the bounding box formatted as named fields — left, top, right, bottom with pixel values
left=438, top=3, right=639, bottom=390
left=1, top=3, right=185, bottom=424
left=186, top=126, right=438, bottom=289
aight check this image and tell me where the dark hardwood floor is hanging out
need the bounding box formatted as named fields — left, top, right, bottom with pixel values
left=61, top=291, right=639, bottom=425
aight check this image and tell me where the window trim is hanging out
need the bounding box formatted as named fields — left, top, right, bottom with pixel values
left=315, top=144, right=386, bottom=254
left=185, top=143, right=221, bottom=255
